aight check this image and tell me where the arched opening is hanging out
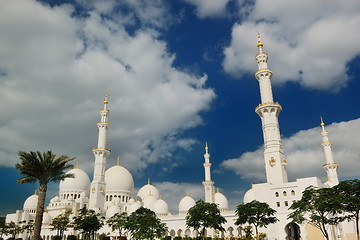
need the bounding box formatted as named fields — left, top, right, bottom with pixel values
left=185, top=229, right=191, bottom=237
left=170, top=229, right=175, bottom=237
left=227, top=227, right=234, bottom=237
left=285, top=222, right=301, bottom=240
left=177, top=229, right=183, bottom=237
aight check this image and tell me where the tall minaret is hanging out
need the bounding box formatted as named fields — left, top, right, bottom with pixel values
left=255, top=34, right=288, bottom=184
left=89, top=95, right=111, bottom=212
left=320, top=118, right=339, bottom=187
left=202, top=143, right=214, bottom=203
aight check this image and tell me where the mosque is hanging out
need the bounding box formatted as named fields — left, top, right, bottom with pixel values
left=5, top=36, right=358, bottom=240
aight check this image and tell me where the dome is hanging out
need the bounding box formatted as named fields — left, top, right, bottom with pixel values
left=143, top=194, right=157, bottom=210
left=105, top=165, right=134, bottom=193
left=178, top=194, right=195, bottom=214
left=243, top=188, right=255, bottom=203
left=214, top=192, right=229, bottom=210
left=153, top=198, right=169, bottom=215
left=137, top=182, right=160, bottom=201
left=128, top=198, right=135, bottom=204
left=128, top=201, right=141, bottom=214
left=106, top=204, right=121, bottom=219
left=59, top=168, right=90, bottom=192
left=23, top=193, right=38, bottom=211
left=50, top=196, right=60, bottom=203
left=42, top=212, right=52, bottom=225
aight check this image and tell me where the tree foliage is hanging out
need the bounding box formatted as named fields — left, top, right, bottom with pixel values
left=288, top=186, right=342, bottom=240
left=124, top=207, right=167, bottom=240
left=73, top=207, right=104, bottom=240
left=334, top=179, right=360, bottom=240
left=106, top=212, right=127, bottom=237
left=5, top=221, right=23, bottom=239
left=185, top=200, right=227, bottom=239
left=235, top=200, right=278, bottom=238
left=16, top=150, right=75, bottom=240
left=50, top=210, right=72, bottom=238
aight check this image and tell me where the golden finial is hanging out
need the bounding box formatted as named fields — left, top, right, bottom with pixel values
left=320, top=117, right=325, bottom=126
left=257, top=33, right=263, bottom=48
left=104, top=94, right=109, bottom=105
left=217, top=188, right=220, bottom=193
left=116, top=156, right=120, bottom=166
left=148, top=178, right=151, bottom=185
left=34, top=190, right=37, bottom=195
left=159, top=195, right=162, bottom=200
left=75, top=162, right=79, bottom=169
left=186, top=192, right=189, bottom=197
left=205, top=142, right=208, bottom=151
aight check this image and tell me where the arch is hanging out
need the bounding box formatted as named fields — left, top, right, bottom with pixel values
left=185, top=229, right=191, bottom=237
left=170, top=229, right=175, bottom=237
left=291, top=190, right=295, bottom=195
left=285, top=222, right=301, bottom=240
left=193, top=230, right=199, bottom=237
left=177, top=229, right=183, bottom=237
left=227, top=226, right=234, bottom=236
left=275, top=192, right=279, bottom=197
left=237, top=226, right=243, bottom=237
left=283, top=191, right=287, bottom=196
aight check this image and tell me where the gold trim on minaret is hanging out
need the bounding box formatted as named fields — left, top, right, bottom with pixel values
left=257, top=33, right=264, bottom=48
left=320, top=116, right=325, bottom=126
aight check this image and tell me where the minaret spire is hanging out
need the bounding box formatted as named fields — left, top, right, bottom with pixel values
left=202, top=142, right=214, bottom=203
left=89, top=95, right=111, bottom=212
left=255, top=34, right=288, bottom=184
left=320, top=118, right=339, bottom=186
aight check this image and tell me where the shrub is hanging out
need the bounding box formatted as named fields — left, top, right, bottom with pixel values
left=174, top=236, right=182, bottom=240
left=67, top=235, right=77, bottom=240
left=51, top=236, right=62, bottom=240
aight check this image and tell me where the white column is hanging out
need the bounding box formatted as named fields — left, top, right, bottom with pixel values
left=202, top=143, right=214, bottom=203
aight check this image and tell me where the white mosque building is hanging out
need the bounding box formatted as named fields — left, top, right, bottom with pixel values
left=5, top=36, right=358, bottom=240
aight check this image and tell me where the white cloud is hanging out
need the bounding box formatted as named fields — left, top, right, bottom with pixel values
left=221, top=118, right=360, bottom=183
left=0, top=0, right=215, bottom=176
left=223, top=0, right=360, bottom=90
left=182, top=0, right=229, bottom=18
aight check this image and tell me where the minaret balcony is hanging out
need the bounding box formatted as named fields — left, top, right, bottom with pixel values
left=322, top=163, right=339, bottom=169
left=255, top=102, right=282, bottom=117
left=255, top=68, right=273, bottom=79
left=92, top=147, right=111, bottom=156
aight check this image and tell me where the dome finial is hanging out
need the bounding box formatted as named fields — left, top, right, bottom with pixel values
left=257, top=33, right=264, bottom=49
left=103, top=93, right=109, bottom=109
left=205, top=142, right=209, bottom=153
left=217, top=187, right=220, bottom=193
left=34, top=190, right=37, bottom=195
left=116, top=156, right=120, bottom=166
left=186, top=192, right=189, bottom=196
left=75, top=162, right=79, bottom=169
left=320, top=116, right=326, bottom=130
left=148, top=177, right=151, bottom=185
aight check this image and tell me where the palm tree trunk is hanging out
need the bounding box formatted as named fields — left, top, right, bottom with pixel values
left=33, top=183, right=47, bottom=240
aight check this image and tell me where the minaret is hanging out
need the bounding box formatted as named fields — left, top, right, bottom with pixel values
left=255, top=34, right=288, bottom=184
left=89, top=95, right=111, bottom=212
left=202, top=143, right=214, bottom=203
left=320, top=118, right=339, bottom=186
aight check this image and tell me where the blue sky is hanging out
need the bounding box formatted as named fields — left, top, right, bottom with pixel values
left=1, top=0, right=360, bottom=216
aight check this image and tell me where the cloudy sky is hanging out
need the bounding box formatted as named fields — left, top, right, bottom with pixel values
left=1, top=0, right=360, bottom=216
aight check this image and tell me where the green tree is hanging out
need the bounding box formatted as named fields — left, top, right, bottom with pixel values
left=124, top=207, right=167, bottom=240
left=73, top=207, right=104, bottom=240
left=6, top=221, right=23, bottom=239
left=185, top=199, right=227, bottom=239
left=16, top=150, right=75, bottom=240
left=50, top=211, right=72, bottom=239
left=334, top=179, right=360, bottom=240
left=235, top=200, right=278, bottom=238
left=0, top=217, right=7, bottom=238
left=288, top=186, right=341, bottom=240
left=22, top=220, right=34, bottom=240
left=106, top=212, right=127, bottom=238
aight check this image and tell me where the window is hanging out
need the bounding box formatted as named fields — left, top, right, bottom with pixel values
left=291, top=190, right=295, bottom=195
left=284, top=201, right=289, bottom=207
left=275, top=192, right=279, bottom=197
left=283, top=191, right=287, bottom=196
left=276, top=202, right=280, bottom=207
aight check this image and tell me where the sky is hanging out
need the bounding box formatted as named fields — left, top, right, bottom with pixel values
left=0, top=0, right=360, bottom=216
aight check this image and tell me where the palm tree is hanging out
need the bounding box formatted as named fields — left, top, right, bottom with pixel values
left=16, top=151, right=75, bottom=240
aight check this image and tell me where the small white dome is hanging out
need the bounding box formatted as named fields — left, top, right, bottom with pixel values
left=137, top=183, right=160, bottom=201
left=128, top=201, right=141, bottom=214
left=179, top=194, right=195, bottom=214
left=143, top=194, right=157, bottom=210
left=128, top=198, right=135, bottom=204
left=215, top=192, right=229, bottom=210
left=105, top=165, right=134, bottom=193
left=59, top=168, right=90, bottom=192
left=106, top=204, right=121, bottom=219
left=50, top=196, right=60, bottom=203
left=42, top=212, right=52, bottom=225
left=243, top=188, right=255, bottom=203
left=153, top=199, right=169, bottom=215
left=23, top=193, right=38, bottom=211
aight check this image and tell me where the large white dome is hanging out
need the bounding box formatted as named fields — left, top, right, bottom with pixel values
left=59, top=168, right=90, bottom=192
left=42, top=212, right=52, bottom=225
left=105, top=165, right=134, bottom=193
left=106, top=203, right=121, bottom=219
left=178, top=194, right=195, bottom=214
left=128, top=201, right=142, bottom=214
left=137, top=182, right=160, bottom=201
left=143, top=194, right=157, bottom=210
left=215, top=192, right=229, bottom=210
left=23, top=193, right=38, bottom=211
